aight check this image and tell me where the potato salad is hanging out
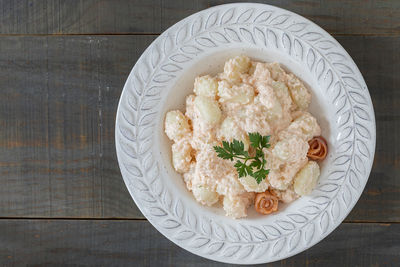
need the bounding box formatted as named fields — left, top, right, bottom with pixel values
left=165, top=55, right=327, bottom=218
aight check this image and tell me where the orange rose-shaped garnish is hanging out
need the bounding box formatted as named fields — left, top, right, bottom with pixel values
left=307, top=136, right=328, bottom=161
left=255, top=191, right=279, bottom=215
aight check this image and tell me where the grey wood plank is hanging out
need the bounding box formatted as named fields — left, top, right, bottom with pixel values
left=336, top=36, right=400, bottom=222
left=0, top=0, right=399, bottom=35
left=0, top=35, right=157, bottom=218
left=0, top=35, right=398, bottom=221
left=0, top=220, right=399, bottom=266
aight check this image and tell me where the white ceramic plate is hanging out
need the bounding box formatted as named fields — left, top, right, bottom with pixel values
left=115, top=3, right=375, bottom=264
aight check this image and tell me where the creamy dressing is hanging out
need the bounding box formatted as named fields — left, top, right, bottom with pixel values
left=165, top=56, right=321, bottom=218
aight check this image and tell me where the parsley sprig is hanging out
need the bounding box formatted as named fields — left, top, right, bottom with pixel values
left=213, top=133, right=271, bottom=184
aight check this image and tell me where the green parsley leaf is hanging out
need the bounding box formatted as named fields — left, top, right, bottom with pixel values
left=234, top=161, right=247, bottom=177
left=222, top=141, right=231, bottom=152
left=232, top=139, right=245, bottom=155
left=249, top=157, right=262, bottom=169
left=253, top=168, right=270, bottom=184
left=261, top=135, right=270, bottom=148
left=255, top=149, right=264, bottom=158
left=213, top=133, right=271, bottom=184
left=249, top=132, right=262, bottom=148
left=213, top=146, right=234, bottom=161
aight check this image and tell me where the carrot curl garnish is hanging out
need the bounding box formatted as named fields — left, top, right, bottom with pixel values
left=255, top=191, right=279, bottom=215
left=307, top=136, right=328, bottom=161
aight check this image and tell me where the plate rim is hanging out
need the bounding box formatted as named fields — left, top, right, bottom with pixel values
left=115, top=3, right=376, bottom=264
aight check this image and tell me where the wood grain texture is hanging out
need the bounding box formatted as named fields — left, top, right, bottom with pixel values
left=0, top=35, right=398, bottom=221
left=337, top=36, right=400, bottom=222
left=0, top=1, right=398, bottom=265
left=0, top=35, right=156, bottom=218
left=0, top=0, right=399, bottom=35
left=0, top=220, right=398, bottom=266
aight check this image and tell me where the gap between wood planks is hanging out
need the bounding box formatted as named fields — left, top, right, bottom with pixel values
left=0, top=217, right=398, bottom=224
left=0, top=33, right=398, bottom=37
left=0, top=217, right=147, bottom=221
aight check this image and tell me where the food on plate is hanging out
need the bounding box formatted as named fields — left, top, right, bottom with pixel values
left=307, top=136, right=328, bottom=161
left=293, top=161, right=321, bottom=196
left=164, top=55, right=328, bottom=218
left=254, top=191, right=279, bottom=215
left=213, top=133, right=271, bottom=184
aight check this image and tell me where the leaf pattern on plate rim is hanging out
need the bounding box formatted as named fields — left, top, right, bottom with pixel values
left=115, top=3, right=375, bottom=264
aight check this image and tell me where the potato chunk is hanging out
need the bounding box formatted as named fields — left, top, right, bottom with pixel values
left=192, top=185, right=219, bottom=206
left=172, top=139, right=193, bottom=173
left=272, top=136, right=309, bottom=163
left=287, top=74, right=311, bottom=110
left=164, top=110, right=191, bottom=142
left=223, top=55, right=251, bottom=83
left=218, top=81, right=255, bottom=105
left=284, top=111, right=321, bottom=141
left=293, top=161, right=320, bottom=196
left=219, top=117, right=250, bottom=150
left=239, top=175, right=269, bottom=193
left=194, top=95, right=222, bottom=125
left=223, top=193, right=253, bottom=219
left=194, top=75, right=218, bottom=98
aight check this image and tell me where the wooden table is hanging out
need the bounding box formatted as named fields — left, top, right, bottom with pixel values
left=0, top=1, right=399, bottom=266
